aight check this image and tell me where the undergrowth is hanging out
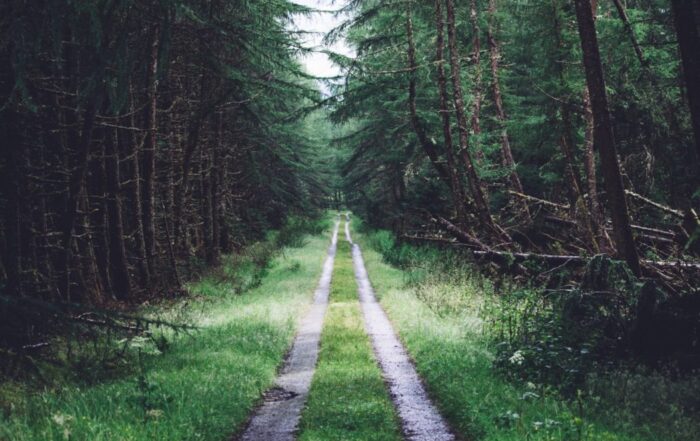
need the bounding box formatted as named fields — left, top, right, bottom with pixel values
left=0, top=214, right=332, bottom=441
left=356, top=219, right=700, bottom=441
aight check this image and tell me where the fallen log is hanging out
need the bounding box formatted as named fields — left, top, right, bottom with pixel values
left=508, top=190, right=570, bottom=210
left=631, top=224, right=676, bottom=238
left=431, top=216, right=492, bottom=251
left=73, top=315, right=151, bottom=334
left=471, top=250, right=700, bottom=271
left=636, top=233, right=675, bottom=245
left=402, top=234, right=460, bottom=244
left=625, top=190, right=684, bottom=218
left=404, top=234, right=700, bottom=271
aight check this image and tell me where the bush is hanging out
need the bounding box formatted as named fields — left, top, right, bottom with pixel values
left=274, top=215, right=328, bottom=249
left=363, top=226, right=700, bottom=440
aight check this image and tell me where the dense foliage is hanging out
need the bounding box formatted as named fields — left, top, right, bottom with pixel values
left=0, top=0, right=333, bottom=356
left=333, top=0, right=699, bottom=265
left=329, top=0, right=699, bottom=366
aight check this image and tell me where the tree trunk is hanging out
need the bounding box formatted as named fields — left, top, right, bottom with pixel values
left=550, top=0, right=599, bottom=252
left=91, top=140, right=113, bottom=298
left=469, top=0, right=484, bottom=162
left=173, top=117, right=203, bottom=248
left=550, top=0, right=584, bottom=208
left=201, top=133, right=214, bottom=263
left=142, top=24, right=160, bottom=279
left=127, top=84, right=150, bottom=288
left=433, top=0, right=470, bottom=227
left=209, top=112, right=223, bottom=264
left=444, top=0, right=505, bottom=239
left=487, top=0, right=529, bottom=220
left=105, top=130, right=132, bottom=300
left=573, top=0, right=641, bottom=276
left=405, top=3, right=452, bottom=185
left=611, top=0, right=647, bottom=69
left=582, top=88, right=602, bottom=223
left=60, top=94, right=100, bottom=301
left=670, top=0, right=700, bottom=169
left=1, top=110, right=23, bottom=297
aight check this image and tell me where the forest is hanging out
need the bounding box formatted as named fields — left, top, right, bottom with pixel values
left=1, top=0, right=699, bottom=440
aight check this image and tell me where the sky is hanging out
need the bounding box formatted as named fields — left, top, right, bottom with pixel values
left=290, top=0, right=354, bottom=92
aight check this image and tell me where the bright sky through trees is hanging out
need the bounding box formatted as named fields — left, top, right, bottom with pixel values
left=291, top=0, right=353, bottom=93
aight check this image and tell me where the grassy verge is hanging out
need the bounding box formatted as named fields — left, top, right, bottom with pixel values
left=0, top=230, right=331, bottom=441
left=297, top=235, right=402, bottom=441
left=352, top=223, right=696, bottom=441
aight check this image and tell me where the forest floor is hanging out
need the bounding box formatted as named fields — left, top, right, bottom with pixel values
left=2, top=214, right=697, bottom=441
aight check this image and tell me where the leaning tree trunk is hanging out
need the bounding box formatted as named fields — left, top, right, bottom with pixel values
left=444, top=0, right=506, bottom=240
left=573, top=0, right=641, bottom=276
left=433, top=0, right=470, bottom=227
left=550, top=0, right=599, bottom=253
left=611, top=0, right=647, bottom=69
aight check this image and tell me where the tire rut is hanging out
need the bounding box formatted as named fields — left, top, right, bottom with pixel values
left=237, top=220, right=339, bottom=441
left=347, top=218, right=455, bottom=441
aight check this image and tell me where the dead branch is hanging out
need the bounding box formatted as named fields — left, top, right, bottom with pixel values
left=431, top=216, right=492, bottom=251
left=508, top=190, right=570, bottom=210
left=625, top=190, right=684, bottom=218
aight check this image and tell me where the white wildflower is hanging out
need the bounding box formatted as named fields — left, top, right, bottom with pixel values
left=508, top=350, right=525, bottom=365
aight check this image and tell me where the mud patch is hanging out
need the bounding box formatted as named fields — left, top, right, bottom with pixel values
left=263, top=386, right=298, bottom=402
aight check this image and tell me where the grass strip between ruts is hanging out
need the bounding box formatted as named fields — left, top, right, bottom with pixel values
left=297, top=230, right=403, bottom=441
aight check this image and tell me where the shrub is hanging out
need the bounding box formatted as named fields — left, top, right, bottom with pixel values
left=275, top=215, right=328, bottom=249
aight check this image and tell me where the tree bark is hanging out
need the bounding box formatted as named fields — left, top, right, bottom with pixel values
left=670, top=0, right=700, bottom=169
left=433, top=0, right=470, bottom=227
left=60, top=94, right=100, bottom=301
left=128, top=84, right=150, bottom=288
left=142, top=24, right=160, bottom=279
left=444, top=0, right=505, bottom=239
left=574, top=0, right=641, bottom=276
left=105, top=130, right=132, bottom=300
left=487, top=0, right=529, bottom=220
left=469, top=0, right=483, bottom=161
left=405, top=4, right=452, bottom=185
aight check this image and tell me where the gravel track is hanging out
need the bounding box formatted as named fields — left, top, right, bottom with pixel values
left=238, top=220, right=339, bottom=441
left=347, top=221, right=455, bottom=441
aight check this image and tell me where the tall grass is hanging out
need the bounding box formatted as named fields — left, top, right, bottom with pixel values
left=0, top=222, right=332, bottom=441
left=355, top=225, right=700, bottom=441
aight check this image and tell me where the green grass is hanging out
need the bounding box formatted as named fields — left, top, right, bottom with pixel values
left=0, top=233, right=331, bottom=441
left=352, top=224, right=694, bottom=441
left=297, top=235, right=403, bottom=441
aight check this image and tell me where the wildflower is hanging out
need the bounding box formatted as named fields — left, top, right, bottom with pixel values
left=509, top=350, right=525, bottom=365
